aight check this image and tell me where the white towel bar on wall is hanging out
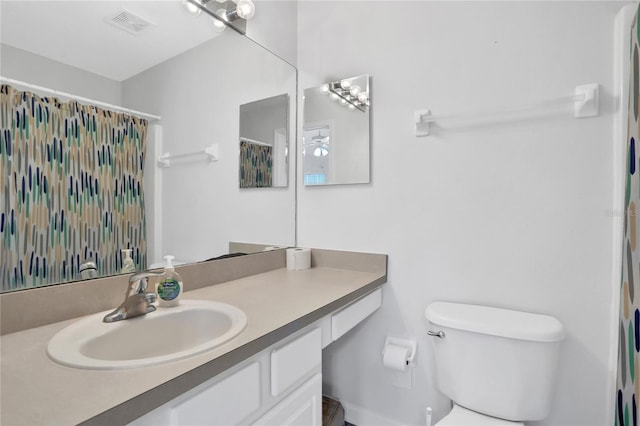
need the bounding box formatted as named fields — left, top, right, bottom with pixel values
left=157, top=144, right=218, bottom=168
left=414, top=83, right=599, bottom=136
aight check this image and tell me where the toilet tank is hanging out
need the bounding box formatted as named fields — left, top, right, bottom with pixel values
left=425, top=302, right=565, bottom=421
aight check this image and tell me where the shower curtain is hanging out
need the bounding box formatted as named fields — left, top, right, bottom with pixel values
left=239, top=138, right=273, bottom=188
left=0, top=84, right=148, bottom=291
left=617, top=5, right=640, bottom=426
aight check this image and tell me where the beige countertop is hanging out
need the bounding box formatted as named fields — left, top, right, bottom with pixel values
left=1, top=265, right=386, bottom=426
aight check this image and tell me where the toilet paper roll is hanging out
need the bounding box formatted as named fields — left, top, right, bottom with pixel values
left=383, top=344, right=409, bottom=371
left=286, top=248, right=311, bottom=271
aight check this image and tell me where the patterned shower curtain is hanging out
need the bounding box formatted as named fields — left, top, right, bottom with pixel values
left=0, top=84, right=148, bottom=291
left=617, top=5, right=640, bottom=426
left=239, top=138, right=273, bottom=188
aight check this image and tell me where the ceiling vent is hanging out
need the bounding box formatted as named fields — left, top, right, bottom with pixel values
left=107, top=9, right=155, bottom=35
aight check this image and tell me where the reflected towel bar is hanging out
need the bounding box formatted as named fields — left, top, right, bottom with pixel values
left=414, top=83, right=599, bottom=136
left=157, top=144, right=219, bottom=168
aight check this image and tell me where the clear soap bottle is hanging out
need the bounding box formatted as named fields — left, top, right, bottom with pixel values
left=121, top=249, right=135, bottom=274
left=156, top=255, right=183, bottom=307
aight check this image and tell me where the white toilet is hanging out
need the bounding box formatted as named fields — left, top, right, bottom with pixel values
left=424, top=302, right=565, bottom=425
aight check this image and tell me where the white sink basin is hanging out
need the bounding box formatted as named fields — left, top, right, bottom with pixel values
left=47, top=300, right=247, bottom=370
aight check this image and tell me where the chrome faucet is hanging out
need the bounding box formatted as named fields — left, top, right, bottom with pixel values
left=103, top=271, right=165, bottom=323
left=78, top=261, right=98, bottom=280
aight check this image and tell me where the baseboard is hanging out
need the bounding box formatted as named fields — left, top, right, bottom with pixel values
left=342, top=400, right=400, bottom=426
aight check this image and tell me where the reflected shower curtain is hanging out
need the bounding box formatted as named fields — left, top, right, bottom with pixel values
left=0, top=84, right=148, bottom=291
left=239, top=138, right=273, bottom=188
left=617, top=5, right=640, bottom=425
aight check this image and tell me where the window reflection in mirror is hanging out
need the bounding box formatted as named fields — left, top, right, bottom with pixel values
left=239, top=94, right=289, bottom=188
left=303, top=74, right=370, bottom=186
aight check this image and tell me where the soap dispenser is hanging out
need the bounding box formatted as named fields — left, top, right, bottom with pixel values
left=156, top=255, right=183, bottom=307
left=121, top=249, right=135, bottom=274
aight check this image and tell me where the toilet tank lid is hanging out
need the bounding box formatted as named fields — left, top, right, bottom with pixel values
left=424, top=302, right=565, bottom=342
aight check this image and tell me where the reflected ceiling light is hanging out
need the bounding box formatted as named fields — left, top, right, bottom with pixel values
left=314, top=146, right=329, bottom=157
left=183, top=0, right=202, bottom=15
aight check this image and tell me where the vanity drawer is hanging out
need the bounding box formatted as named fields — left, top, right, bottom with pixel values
left=331, top=288, right=382, bottom=340
left=172, top=361, right=261, bottom=425
left=270, top=327, right=321, bottom=396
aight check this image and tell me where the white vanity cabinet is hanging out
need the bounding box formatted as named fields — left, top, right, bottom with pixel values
left=254, top=374, right=322, bottom=426
left=129, top=288, right=381, bottom=426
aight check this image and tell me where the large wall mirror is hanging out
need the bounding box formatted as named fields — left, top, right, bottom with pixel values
left=303, top=74, right=370, bottom=186
left=0, top=0, right=296, bottom=292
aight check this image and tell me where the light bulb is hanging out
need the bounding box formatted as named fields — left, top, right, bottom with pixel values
left=357, top=93, right=368, bottom=103
left=330, top=93, right=339, bottom=101
left=350, top=86, right=360, bottom=96
left=183, top=0, right=202, bottom=15
left=235, top=0, right=255, bottom=19
left=348, top=104, right=356, bottom=110
left=211, top=16, right=226, bottom=32
left=340, top=79, right=351, bottom=89
left=215, top=8, right=229, bottom=22
left=340, top=98, right=347, bottom=105
left=321, top=84, right=329, bottom=94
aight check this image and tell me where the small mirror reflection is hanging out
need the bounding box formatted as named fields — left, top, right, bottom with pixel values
left=303, top=74, right=370, bottom=186
left=239, top=94, right=289, bottom=188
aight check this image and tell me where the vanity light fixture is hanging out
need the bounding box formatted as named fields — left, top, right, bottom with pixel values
left=183, top=0, right=257, bottom=33
left=323, top=79, right=370, bottom=112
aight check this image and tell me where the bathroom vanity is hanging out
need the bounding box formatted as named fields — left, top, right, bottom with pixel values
left=0, top=249, right=387, bottom=425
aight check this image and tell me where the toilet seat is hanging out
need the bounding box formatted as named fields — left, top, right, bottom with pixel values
left=435, top=405, right=525, bottom=426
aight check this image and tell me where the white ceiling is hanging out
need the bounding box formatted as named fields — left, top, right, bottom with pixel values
left=0, top=0, right=224, bottom=81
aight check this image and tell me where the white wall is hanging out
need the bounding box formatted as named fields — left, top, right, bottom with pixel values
left=0, top=43, right=122, bottom=105
left=296, top=2, right=627, bottom=425
left=248, top=0, right=297, bottom=66
left=122, top=30, right=297, bottom=264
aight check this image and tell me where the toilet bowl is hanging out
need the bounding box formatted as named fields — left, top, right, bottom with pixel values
left=436, top=405, right=524, bottom=426
left=425, top=302, right=564, bottom=425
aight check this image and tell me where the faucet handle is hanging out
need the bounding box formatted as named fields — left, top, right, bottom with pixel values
left=129, top=270, right=166, bottom=283
left=128, top=271, right=165, bottom=295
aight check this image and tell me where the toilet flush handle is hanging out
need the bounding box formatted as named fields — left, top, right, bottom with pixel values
left=427, top=330, right=446, bottom=338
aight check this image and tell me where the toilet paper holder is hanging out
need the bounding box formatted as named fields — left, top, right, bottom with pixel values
left=383, top=337, right=417, bottom=367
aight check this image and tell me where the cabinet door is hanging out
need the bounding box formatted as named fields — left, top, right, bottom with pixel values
left=271, top=328, right=322, bottom=396
left=129, top=362, right=261, bottom=426
left=253, top=374, right=322, bottom=426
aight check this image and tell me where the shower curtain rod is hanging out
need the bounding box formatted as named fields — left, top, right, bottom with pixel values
left=241, top=137, right=271, bottom=147
left=0, top=76, right=161, bottom=122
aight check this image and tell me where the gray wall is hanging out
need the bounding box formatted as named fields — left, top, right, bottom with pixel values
left=1, top=43, right=121, bottom=105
